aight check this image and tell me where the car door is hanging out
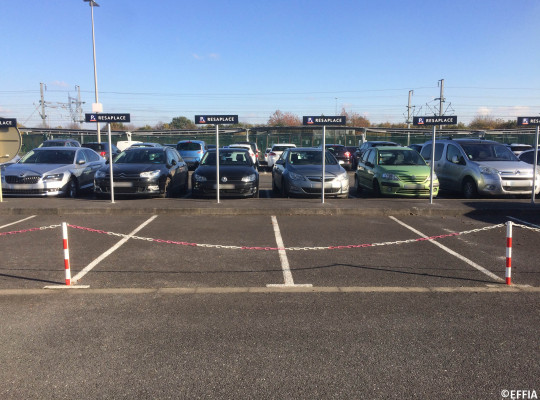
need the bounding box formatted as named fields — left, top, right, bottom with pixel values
left=80, top=149, right=103, bottom=189
left=272, top=149, right=288, bottom=191
left=439, top=143, right=466, bottom=191
left=356, top=149, right=375, bottom=189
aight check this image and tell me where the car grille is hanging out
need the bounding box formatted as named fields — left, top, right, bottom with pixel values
left=5, top=175, right=41, bottom=184
left=2, top=189, right=47, bottom=195
left=399, top=175, right=427, bottom=183
left=397, top=189, right=431, bottom=195
left=307, top=176, right=335, bottom=183
left=303, top=187, right=341, bottom=194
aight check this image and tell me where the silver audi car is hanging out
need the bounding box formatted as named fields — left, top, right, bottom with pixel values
left=1, top=147, right=105, bottom=197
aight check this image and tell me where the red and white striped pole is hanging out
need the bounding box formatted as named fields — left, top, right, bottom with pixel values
left=62, top=222, right=71, bottom=286
left=505, top=221, right=513, bottom=285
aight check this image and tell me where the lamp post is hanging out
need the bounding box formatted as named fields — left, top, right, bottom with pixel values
left=84, top=0, right=102, bottom=143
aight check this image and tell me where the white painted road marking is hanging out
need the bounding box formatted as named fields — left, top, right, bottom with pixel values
left=389, top=216, right=504, bottom=283
left=72, top=215, right=158, bottom=284
left=0, top=215, right=36, bottom=229
left=267, top=215, right=312, bottom=288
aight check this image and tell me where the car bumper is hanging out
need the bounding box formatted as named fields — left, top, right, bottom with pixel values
left=287, top=179, right=349, bottom=197
left=1, top=179, right=68, bottom=197
left=94, top=178, right=163, bottom=196
left=192, top=181, right=258, bottom=197
left=477, top=176, right=540, bottom=196
left=380, top=180, right=439, bottom=197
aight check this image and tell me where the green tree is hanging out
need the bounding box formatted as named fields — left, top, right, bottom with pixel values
left=169, top=116, right=196, bottom=129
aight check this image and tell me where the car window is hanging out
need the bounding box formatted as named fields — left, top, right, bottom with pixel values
left=287, top=150, right=337, bottom=165
left=519, top=151, right=534, bottom=164
left=377, top=149, right=425, bottom=166
left=446, top=144, right=462, bottom=162
left=166, top=149, right=176, bottom=165
left=366, top=150, right=375, bottom=165
left=460, top=143, right=518, bottom=161
left=83, top=149, right=100, bottom=162
left=420, top=143, right=444, bottom=161
left=177, top=142, right=202, bottom=151
left=115, top=149, right=165, bottom=164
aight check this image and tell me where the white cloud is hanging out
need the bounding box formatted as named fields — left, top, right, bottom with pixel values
left=476, top=107, right=491, bottom=116
left=50, top=80, right=69, bottom=87
left=208, top=53, right=219, bottom=59
left=192, top=54, right=203, bottom=60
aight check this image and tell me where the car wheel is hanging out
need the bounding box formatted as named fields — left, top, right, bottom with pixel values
left=281, top=179, right=290, bottom=198
left=462, top=178, right=478, bottom=199
left=272, top=176, right=279, bottom=193
left=373, top=179, right=381, bottom=197
left=63, top=178, right=78, bottom=198
left=355, top=176, right=363, bottom=193
left=160, top=177, right=171, bottom=198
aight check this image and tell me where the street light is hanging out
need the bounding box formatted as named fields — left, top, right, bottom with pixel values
left=84, top=0, right=102, bottom=143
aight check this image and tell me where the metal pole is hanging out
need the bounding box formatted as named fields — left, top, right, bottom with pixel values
left=322, top=125, right=326, bottom=204
left=89, top=2, right=101, bottom=143
left=532, top=125, right=539, bottom=204
left=407, top=90, right=413, bottom=146
left=429, top=125, right=436, bottom=204
left=107, top=123, right=115, bottom=204
left=216, top=124, right=220, bottom=204
left=0, top=168, right=3, bottom=202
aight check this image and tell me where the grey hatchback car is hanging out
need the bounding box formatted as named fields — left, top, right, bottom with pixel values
left=420, top=139, right=540, bottom=198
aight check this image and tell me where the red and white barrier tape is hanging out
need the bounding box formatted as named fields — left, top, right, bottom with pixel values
left=506, top=221, right=513, bottom=285
left=62, top=222, right=71, bottom=286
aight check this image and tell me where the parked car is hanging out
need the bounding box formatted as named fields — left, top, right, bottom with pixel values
left=39, top=139, right=81, bottom=147
left=420, top=139, right=540, bottom=198
left=127, top=142, right=162, bottom=148
left=355, top=146, right=438, bottom=197
left=117, top=140, right=143, bottom=151
left=408, top=143, right=423, bottom=153
left=267, top=143, right=297, bottom=170
left=517, top=149, right=540, bottom=165
left=233, top=141, right=260, bottom=162
left=1, top=147, right=104, bottom=197
left=176, top=140, right=207, bottom=169
left=229, top=143, right=257, bottom=165
left=272, top=147, right=349, bottom=198
left=354, top=141, right=400, bottom=168
left=506, top=143, right=532, bottom=157
left=323, top=144, right=354, bottom=170
left=259, top=147, right=272, bottom=170
left=191, top=148, right=259, bottom=198
left=346, top=146, right=360, bottom=168
left=82, top=142, right=121, bottom=160
left=94, top=146, right=188, bottom=198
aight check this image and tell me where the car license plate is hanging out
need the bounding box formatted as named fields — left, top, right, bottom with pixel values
left=213, top=184, right=235, bottom=189
left=113, top=182, right=133, bottom=188
left=504, top=180, right=532, bottom=188
left=404, top=184, right=424, bottom=190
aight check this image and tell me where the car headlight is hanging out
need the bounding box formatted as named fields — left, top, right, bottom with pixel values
left=288, top=172, right=305, bottom=181
left=480, top=166, right=499, bottom=175
left=241, top=173, right=257, bottom=182
left=193, top=173, right=207, bottom=182
left=382, top=173, right=399, bottom=181
left=42, top=173, right=65, bottom=181
left=140, top=170, right=161, bottom=179
left=336, top=172, right=349, bottom=181
left=95, top=170, right=106, bottom=179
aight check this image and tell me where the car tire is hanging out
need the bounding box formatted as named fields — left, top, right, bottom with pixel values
left=160, top=177, right=171, bottom=198
left=63, top=178, right=78, bottom=198
left=355, top=176, right=363, bottom=193
left=462, top=178, right=478, bottom=199
left=281, top=179, right=290, bottom=198
left=373, top=179, right=381, bottom=197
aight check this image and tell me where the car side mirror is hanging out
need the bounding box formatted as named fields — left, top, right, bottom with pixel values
left=365, top=161, right=373, bottom=168
left=78, top=159, right=86, bottom=165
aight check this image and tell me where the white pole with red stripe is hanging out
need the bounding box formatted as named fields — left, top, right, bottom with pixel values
left=62, top=222, right=71, bottom=286
left=506, top=221, right=513, bottom=285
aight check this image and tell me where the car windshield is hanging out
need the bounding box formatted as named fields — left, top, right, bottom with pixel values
left=177, top=142, right=202, bottom=151
left=114, top=149, right=165, bottom=164
left=20, top=149, right=75, bottom=164
left=200, top=151, right=251, bottom=166
left=377, top=149, right=425, bottom=166
left=461, top=143, right=518, bottom=162
left=287, top=150, right=337, bottom=165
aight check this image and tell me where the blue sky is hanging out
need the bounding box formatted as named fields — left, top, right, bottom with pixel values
left=2, top=0, right=540, bottom=128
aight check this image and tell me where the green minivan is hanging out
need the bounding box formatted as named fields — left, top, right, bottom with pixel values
left=354, top=146, right=438, bottom=197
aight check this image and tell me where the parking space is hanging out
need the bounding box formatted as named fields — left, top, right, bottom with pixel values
left=1, top=213, right=538, bottom=290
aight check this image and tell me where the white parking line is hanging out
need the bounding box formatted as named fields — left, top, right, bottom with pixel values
left=389, top=216, right=504, bottom=283
left=0, top=215, right=36, bottom=230
left=267, top=215, right=312, bottom=288
left=506, top=216, right=540, bottom=229
left=72, top=215, right=158, bottom=284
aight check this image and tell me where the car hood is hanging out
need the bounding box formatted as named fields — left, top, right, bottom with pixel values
left=474, top=161, right=535, bottom=174
left=2, top=163, right=71, bottom=176
left=194, top=165, right=257, bottom=179
left=287, top=164, right=344, bottom=177
left=100, top=164, right=165, bottom=174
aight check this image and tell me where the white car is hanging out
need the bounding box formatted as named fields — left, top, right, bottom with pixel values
left=267, top=143, right=297, bottom=169
left=229, top=144, right=257, bottom=165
